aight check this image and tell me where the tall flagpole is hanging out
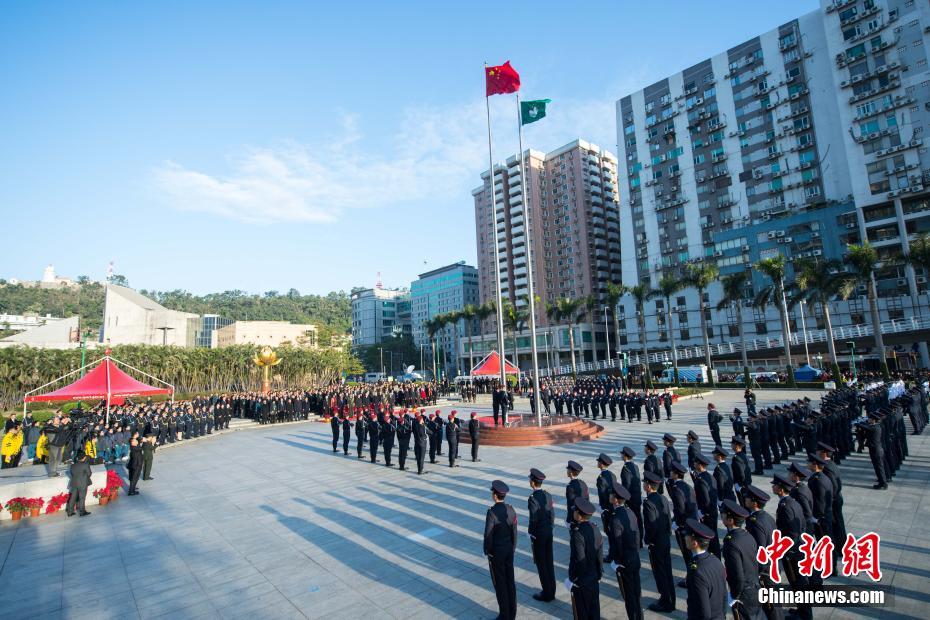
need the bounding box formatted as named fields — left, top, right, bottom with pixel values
left=485, top=63, right=508, bottom=389
left=516, top=93, right=542, bottom=425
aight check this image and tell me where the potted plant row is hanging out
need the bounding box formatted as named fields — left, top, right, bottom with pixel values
left=4, top=497, right=44, bottom=520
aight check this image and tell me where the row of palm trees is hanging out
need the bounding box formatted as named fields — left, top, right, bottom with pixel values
left=420, top=237, right=930, bottom=385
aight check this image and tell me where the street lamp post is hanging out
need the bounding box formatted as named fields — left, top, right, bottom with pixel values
left=847, top=341, right=857, bottom=382
left=379, top=347, right=384, bottom=377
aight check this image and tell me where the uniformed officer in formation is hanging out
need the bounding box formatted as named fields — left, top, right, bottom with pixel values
left=606, top=481, right=643, bottom=620
left=683, top=518, right=728, bottom=620
left=620, top=446, right=644, bottom=544
left=691, top=452, right=720, bottom=558
left=772, top=472, right=812, bottom=620
left=527, top=468, right=555, bottom=602
left=445, top=411, right=461, bottom=467
left=643, top=471, right=676, bottom=613
left=707, top=403, right=723, bottom=447
left=712, top=446, right=736, bottom=503
left=484, top=480, right=517, bottom=620
left=567, top=497, right=603, bottom=620
left=643, top=440, right=663, bottom=494
left=742, top=484, right=781, bottom=620
left=595, top=452, right=617, bottom=557
left=468, top=412, right=481, bottom=462
left=720, top=499, right=763, bottom=620
left=565, top=460, right=589, bottom=524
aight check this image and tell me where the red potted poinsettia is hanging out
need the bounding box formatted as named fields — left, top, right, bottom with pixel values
left=45, top=493, right=70, bottom=514
left=106, top=469, right=124, bottom=501
left=92, top=487, right=110, bottom=506
left=25, top=497, right=45, bottom=517
left=5, top=497, right=28, bottom=521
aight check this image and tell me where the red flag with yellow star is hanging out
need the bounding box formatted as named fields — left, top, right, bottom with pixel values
left=485, top=61, right=520, bottom=96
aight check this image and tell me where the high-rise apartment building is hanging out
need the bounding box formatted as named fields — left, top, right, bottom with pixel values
left=615, top=0, right=930, bottom=367
left=410, top=261, right=479, bottom=376
left=471, top=139, right=622, bottom=368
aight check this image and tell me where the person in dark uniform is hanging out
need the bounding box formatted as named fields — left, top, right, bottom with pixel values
left=330, top=414, right=340, bottom=453
left=644, top=440, right=664, bottom=495
left=434, top=411, right=445, bottom=456
left=396, top=413, right=411, bottom=470
left=141, top=434, right=156, bottom=481
left=445, top=411, right=460, bottom=467
left=707, top=404, right=723, bottom=447
left=620, top=446, right=644, bottom=545
left=367, top=414, right=380, bottom=463
left=817, top=442, right=847, bottom=548
left=684, top=518, right=728, bottom=620
left=426, top=413, right=439, bottom=464
left=772, top=473, right=812, bottom=620
left=565, top=460, right=589, bottom=524
left=568, top=497, right=603, bottom=620
left=527, top=468, right=556, bottom=602
left=381, top=414, right=396, bottom=467
left=66, top=450, right=93, bottom=516
left=691, top=453, right=720, bottom=558
left=669, top=461, right=698, bottom=575
left=787, top=462, right=816, bottom=536
left=413, top=413, right=428, bottom=475
left=730, top=437, right=752, bottom=502
left=720, top=499, right=762, bottom=620
left=642, top=471, right=676, bottom=613
left=861, top=413, right=888, bottom=489
left=595, top=453, right=617, bottom=560
left=686, top=430, right=703, bottom=469
left=807, top=452, right=834, bottom=540
left=712, top=447, right=736, bottom=503
left=341, top=413, right=351, bottom=456
left=492, top=386, right=502, bottom=426
left=127, top=436, right=143, bottom=496
left=729, top=408, right=746, bottom=438
left=469, top=412, right=481, bottom=462
left=662, top=433, right=680, bottom=479
left=607, top=482, right=643, bottom=620
left=484, top=480, right=518, bottom=620
left=743, top=484, right=781, bottom=620
left=747, top=414, right=765, bottom=475
left=355, top=414, right=367, bottom=460
left=662, top=389, right=673, bottom=420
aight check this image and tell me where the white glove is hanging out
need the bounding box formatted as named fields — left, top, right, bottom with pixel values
left=610, top=561, right=619, bottom=572
left=728, top=593, right=736, bottom=608
left=563, top=578, right=575, bottom=593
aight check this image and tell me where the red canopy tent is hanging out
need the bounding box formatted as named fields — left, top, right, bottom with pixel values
left=469, top=351, right=521, bottom=377
left=24, top=352, right=173, bottom=422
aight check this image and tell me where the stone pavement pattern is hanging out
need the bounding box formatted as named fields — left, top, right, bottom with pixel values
left=0, top=389, right=926, bottom=619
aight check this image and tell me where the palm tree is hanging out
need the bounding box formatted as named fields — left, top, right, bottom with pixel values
left=649, top=275, right=684, bottom=385
left=445, top=309, right=463, bottom=377
left=847, top=242, right=890, bottom=380
left=791, top=258, right=856, bottom=385
left=546, top=296, right=586, bottom=376
left=686, top=263, right=720, bottom=387
left=460, top=304, right=478, bottom=375
left=424, top=316, right=444, bottom=382
left=899, top=232, right=930, bottom=318
left=624, top=283, right=654, bottom=388
left=605, top=282, right=625, bottom=366
left=754, top=255, right=797, bottom=387
left=582, top=294, right=600, bottom=365
left=502, top=301, right=527, bottom=372
left=717, top=271, right=752, bottom=386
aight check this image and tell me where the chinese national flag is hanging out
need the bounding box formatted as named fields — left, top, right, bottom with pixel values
left=486, top=61, right=520, bottom=96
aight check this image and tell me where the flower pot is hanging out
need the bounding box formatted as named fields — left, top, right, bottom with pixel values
left=10, top=511, right=22, bottom=521
left=98, top=496, right=109, bottom=506
left=109, top=489, right=118, bottom=501
left=29, top=508, right=40, bottom=518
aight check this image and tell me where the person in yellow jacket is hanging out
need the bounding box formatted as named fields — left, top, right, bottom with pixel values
left=84, top=436, right=97, bottom=463
left=35, top=430, right=49, bottom=464
left=1, top=425, right=24, bottom=469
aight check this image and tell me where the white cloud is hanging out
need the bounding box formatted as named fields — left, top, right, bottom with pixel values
left=152, top=95, right=624, bottom=225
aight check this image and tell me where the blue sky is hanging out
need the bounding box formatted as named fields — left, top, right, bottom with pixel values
left=0, top=1, right=819, bottom=295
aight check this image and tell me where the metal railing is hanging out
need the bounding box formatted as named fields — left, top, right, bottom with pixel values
left=537, top=315, right=930, bottom=377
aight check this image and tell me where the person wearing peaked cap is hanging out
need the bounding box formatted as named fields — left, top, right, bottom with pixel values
left=661, top=434, right=681, bottom=481
left=568, top=496, right=604, bottom=620
left=354, top=411, right=368, bottom=460
left=806, top=453, right=835, bottom=540
left=620, top=446, right=644, bottom=547
left=425, top=412, right=439, bottom=464
left=445, top=411, right=461, bottom=468
left=528, top=468, right=556, bottom=602
left=691, top=453, right=721, bottom=558
left=596, top=454, right=618, bottom=537
left=468, top=412, right=481, bottom=462
left=606, top=479, right=642, bottom=620
left=412, top=411, right=428, bottom=474
left=645, top=439, right=658, bottom=451
left=644, top=440, right=664, bottom=496
left=771, top=472, right=813, bottom=620
left=818, top=442, right=848, bottom=549
left=396, top=411, right=411, bottom=470
left=712, top=447, right=736, bottom=504
left=719, top=499, right=762, bottom=620
left=683, top=518, right=727, bottom=620
left=729, top=407, right=746, bottom=439
left=566, top=461, right=590, bottom=525
left=642, top=468, right=676, bottom=612
left=484, top=479, right=518, bottom=620
left=433, top=413, right=444, bottom=457
left=367, top=413, right=381, bottom=463
left=686, top=431, right=703, bottom=470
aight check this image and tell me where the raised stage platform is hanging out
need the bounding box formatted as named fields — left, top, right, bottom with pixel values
left=0, top=463, right=108, bottom=521
left=461, top=414, right=605, bottom=447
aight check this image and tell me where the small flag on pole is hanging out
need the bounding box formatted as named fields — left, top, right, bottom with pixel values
left=486, top=61, right=521, bottom=96
left=520, top=99, right=551, bottom=125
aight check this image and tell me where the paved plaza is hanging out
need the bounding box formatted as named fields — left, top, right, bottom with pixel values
left=0, top=389, right=927, bottom=619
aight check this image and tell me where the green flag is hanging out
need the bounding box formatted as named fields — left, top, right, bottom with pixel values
left=520, top=99, right=551, bottom=125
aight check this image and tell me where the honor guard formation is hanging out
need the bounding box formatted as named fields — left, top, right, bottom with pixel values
left=477, top=380, right=926, bottom=620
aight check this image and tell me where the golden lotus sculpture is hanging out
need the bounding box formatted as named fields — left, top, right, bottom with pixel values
left=253, top=347, right=282, bottom=394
